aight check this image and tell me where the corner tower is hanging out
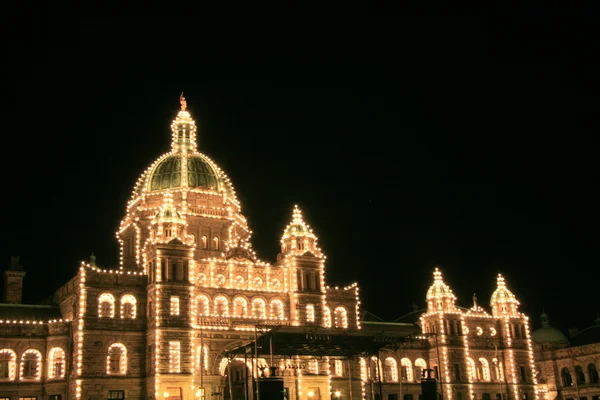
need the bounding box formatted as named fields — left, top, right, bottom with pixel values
left=117, top=94, right=250, bottom=271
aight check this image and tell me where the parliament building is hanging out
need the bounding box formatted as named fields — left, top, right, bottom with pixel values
left=2, top=97, right=584, bottom=400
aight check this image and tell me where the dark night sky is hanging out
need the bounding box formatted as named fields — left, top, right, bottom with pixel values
left=2, top=17, right=598, bottom=333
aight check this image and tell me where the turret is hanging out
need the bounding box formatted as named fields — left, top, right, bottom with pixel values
left=2, top=256, right=26, bottom=304
left=490, top=274, right=520, bottom=317
left=280, top=205, right=322, bottom=257
left=425, top=267, right=457, bottom=313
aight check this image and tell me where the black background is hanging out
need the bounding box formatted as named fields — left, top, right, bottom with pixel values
left=3, top=16, right=598, bottom=333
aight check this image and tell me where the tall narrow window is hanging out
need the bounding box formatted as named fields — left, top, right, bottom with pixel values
left=384, top=357, right=398, bottom=382
left=252, top=298, right=266, bottom=319
left=20, top=349, right=42, bottom=380
left=0, top=349, right=16, bottom=380
left=120, top=294, right=137, bottom=319
left=270, top=299, right=284, bottom=320
left=335, top=360, right=344, bottom=377
left=401, top=358, right=413, bottom=382
left=233, top=297, right=247, bottom=317
left=196, top=295, right=210, bottom=317
left=107, top=343, right=127, bottom=375
left=323, top=306, right=331, bottom=328
left=170, top=296, right=180, bottom=316
left=588, top=364, right=599, bottom=384
left=215, top=295, right=229, bottom=317
left=98, top=293, right=115, bottom=318
left=48, top=348, right=65, bottom=379
left=213, top=236, right=220, bottom=250
left=520, top=366, right=527, bottom=383
left=561, top=368, right=572, bottom=387
left=169, top=342, right=181, bottom=373
left=201, top=235, right=208, bottom=249
left=334, top=307, right=348, bottom=328
left=575, top=366, right=585, bottom=385
left=415, top=359, right=427, bottom=381
left=306, top=304, right=315, bottom=322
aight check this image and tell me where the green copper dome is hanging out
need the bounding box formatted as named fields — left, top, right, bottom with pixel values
left=147, top=153, right=235, bottom=197
left=531, top=312, right=569, bottom=345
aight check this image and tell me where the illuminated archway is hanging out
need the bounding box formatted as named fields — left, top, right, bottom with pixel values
left=48, top=347, right=66, bottom=379
left=107, top=343, right=127, bottom=375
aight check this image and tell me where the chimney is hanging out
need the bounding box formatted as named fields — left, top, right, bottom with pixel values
left=2, top=256, right=26, bottom=304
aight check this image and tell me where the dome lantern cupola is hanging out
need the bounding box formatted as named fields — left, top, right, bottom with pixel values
left=280, top=205, right=322, bottom=257
left=490, top=274, right=520, bottom=317
left=170, top=93, right=198, bottom=153
left=426, top=267, right=457, bottom=312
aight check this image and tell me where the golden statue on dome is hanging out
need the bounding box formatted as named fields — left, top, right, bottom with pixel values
left=179, top=92, right=187, bottom=111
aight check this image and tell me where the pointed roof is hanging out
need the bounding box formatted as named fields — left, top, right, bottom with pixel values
left=281, top=205, right=317, bottom=240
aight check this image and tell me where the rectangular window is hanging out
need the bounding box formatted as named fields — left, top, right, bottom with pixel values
left=1, top=397, right=11, bottom=400
left=434, top=366, right=440, bottom=380
left=389, top=395, right=398, bottom=400
left=108, top=391, right=125, bottom=400
left=520, top=366, right=527, bottom=382
left=170, top=297, right=180, bottom=316
left=169, top=341, right=181, bottom=373
left=0, top=361, right=9, bottom=378
left=49, top=396, right=62, bottom=400
left=483, top=394, right=491, bottom=400
left=306, top=304, right=315, bottom=322
left=404, top=395, right=413, bottom=400
left=453, top=364, right=461, bottom=381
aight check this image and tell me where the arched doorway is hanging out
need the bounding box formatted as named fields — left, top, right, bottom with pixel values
left=223, top=359, right=252, bottom=400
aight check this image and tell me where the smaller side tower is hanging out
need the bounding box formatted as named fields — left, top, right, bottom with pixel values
left=279, top=205, right=327, bottom=326
left=2, top=256, right=26, bottom=304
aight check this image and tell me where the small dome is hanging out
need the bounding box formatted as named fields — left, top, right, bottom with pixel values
left=490, top=274, right=519, bottom=305
left=426, top=268, right=456, bottom=301
left=531, top=312, right=568, bottom=344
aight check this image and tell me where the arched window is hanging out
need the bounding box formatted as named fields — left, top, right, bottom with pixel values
left=384, top=357, right=398, bottom=382
left=196, top=294, right=210, bottom=317
left=401, top=358, right=413, bottom=382
left=561, top=367, right=572, bottom=387
left=215, top=295, right=229, bottom=317
left=478, top=358, right=491, bottom=381
left=190, top=233, right=196, bottom=244
left=270, top=299, right=284, bottom=320
left=588, top=364, right=599, bottom=384
left=213, top=236, right=220, bottom=250
left=120, top=294, right=137, bottom=319
left=309, top=360, right=319, bottom=374
left=233, top=297, right=247, bottom=317
left=20, top=349, right=42, bottom=380
left=334, top=306, right=348, bottom=328
left=48, top=347, right=65, bottom=379
left=197, top=345, right=209, bottom=373
left=197, top=273, right=207, bottom=286
left=0, top=349, right=17, bottom=380
left=201, top=235, right=208, bottom=249
left=252, top=298, right=266, bottom=319
left=575, top=365, right=585, bottom=385
left=491, top=358, right=503, bottom=381
left=98, top=293, right=115, bottom=318
left=466, top=358, right=476, bottom=381
left=415, top=358, right=427, bottom=381
left=107, top=343, right=127, bottom=375
left=323, top=306, right=332, bottom=328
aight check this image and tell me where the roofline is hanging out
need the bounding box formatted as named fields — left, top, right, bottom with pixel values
left=0, top=303, right=57, bottom=309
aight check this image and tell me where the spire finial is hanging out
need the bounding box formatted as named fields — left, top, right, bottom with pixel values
left=473, top=293, right=478, bottom=307
left=89, top=252, right=96, bottom=266
left=180, top=92, right=187, bottom=111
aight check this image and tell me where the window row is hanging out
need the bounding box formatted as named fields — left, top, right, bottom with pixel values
left=363, top=357, right=428, bottom=382
left=466, top=357, right=506, bottom=382
left=561, top=364, right=600, bottom=387
left=195, top=295, right=286, bottom=320
left=322, top=305, right=348, bottom=328
left=147, top=259, right=189, bottom=283
left=98, top=293, right=137, bottom=319
left=190, top=234, right=220, bottom=250
left=0, top=348, right=65, bottom=381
